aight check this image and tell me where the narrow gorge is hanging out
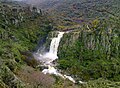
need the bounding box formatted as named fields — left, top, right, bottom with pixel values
left=0, top=0, right=120, bottom=88
left=34, top=31, right=78, bottom=83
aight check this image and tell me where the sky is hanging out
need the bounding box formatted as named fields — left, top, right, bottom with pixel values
left=12, top=0, right=24, bottom=1
left=14, top=0, right=23, bottom=1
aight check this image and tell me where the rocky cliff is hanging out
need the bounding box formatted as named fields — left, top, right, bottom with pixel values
left=58, top=17, right=120, bottom=82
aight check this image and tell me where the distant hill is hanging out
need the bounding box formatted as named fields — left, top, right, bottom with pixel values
left=25, top=0, right=120, bottom=29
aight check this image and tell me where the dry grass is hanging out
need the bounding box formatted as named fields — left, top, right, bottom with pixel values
left=16, top=65, right=55, bottom=88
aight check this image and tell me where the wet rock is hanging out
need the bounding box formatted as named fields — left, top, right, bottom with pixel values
left=20, top=51, right=40, bottom=68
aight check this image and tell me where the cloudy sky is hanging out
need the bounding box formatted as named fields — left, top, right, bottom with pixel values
left=13, top=0, right=24, bottom=1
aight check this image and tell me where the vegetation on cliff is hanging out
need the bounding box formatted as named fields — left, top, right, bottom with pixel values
left=58, top=14, right=120, bottom=87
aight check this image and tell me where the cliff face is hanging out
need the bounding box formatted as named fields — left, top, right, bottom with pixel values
left=58, top=18, right=120, bottom=81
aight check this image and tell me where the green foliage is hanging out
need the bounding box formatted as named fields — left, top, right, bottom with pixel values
left=58, top=18, right=120, bottom=83
left=0, top=2, right=52, bottom=87
left=86, top=78, right=120, bottom=88
left=0, top=0, right=120, bottom=87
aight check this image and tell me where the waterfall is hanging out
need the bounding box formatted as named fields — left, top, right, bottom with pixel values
left=50, top=32, right=65, bottom=55
left=42, top=32, right=65, bottom=64
left=35, top=31, right=77, bottom=83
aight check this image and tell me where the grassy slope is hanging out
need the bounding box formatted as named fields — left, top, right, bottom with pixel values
left=0, top=1, right=55, bottom=87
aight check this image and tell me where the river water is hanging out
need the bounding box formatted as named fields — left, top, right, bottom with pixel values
left=34, top=31, right=76, bottom=83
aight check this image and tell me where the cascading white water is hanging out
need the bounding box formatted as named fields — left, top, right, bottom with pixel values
left=50, top=32, right=64, bottom=55
left=41, top=32, right=65, bottom=76
left=42, top=32, right=64, bottom=64
left=35, top=31, right=77, bottom=83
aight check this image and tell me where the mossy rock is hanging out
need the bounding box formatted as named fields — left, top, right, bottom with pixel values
left=21, top=51, right=39, bottom=68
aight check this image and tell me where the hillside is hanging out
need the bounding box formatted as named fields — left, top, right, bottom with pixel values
left=33, top=0, right=120, bottom=30
left=0, top=1, right=55, bottom=88
left=0, top=1, right=83, bottom=88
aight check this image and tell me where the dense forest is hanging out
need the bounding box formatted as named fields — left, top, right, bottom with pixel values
left=0, top=0, right=120, bottom=88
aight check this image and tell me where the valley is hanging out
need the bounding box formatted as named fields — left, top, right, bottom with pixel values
left=0, top=0, right=120, bottom=88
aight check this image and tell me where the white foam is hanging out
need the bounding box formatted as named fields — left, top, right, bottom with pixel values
left=64, top=75, right=76, bottom=83
left=35, top=31, right=82, bottom=83
left=39, top=32, right=64, bottom=75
